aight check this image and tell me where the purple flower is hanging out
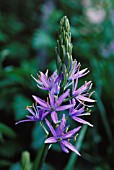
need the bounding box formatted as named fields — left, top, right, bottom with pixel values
left=45, top=114, right=81, bottom=155
left=32, top=89, right=74, bottom=124
left=69, top=99, right=93, bottom=126
left=15, top=104, right=49, bottom=125
left=31, top=70, right=62, bottom=94
left=72, top=79, right=95, bottom=106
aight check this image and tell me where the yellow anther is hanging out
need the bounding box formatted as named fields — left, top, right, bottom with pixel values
left=74, top=136, right=76, bottom=141
left=66, top=127, right=69, bottom=133
left=38, top=74, right=40, bottom=77
left=26, top=105, right=32, bottom=110
left=56, top=124, right=59, bottom=128
left=68, top=139, right=70, bottom=142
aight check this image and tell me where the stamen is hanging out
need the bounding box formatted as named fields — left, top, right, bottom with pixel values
left=56, top=124, right=59, bottom=128
left=26, top=105, right=33, bottom=109
left=47, top=97, right=49, bottom=104
left=66, top=127, right=69, bottom=133
left=38, top=75, right=41, bottom=80
left=74, top=134, right=78, bottom=141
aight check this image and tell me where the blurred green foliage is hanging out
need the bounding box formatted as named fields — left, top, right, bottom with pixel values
left=0, top=0, right=114, bottom=170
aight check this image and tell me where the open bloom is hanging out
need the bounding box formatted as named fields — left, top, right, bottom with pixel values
left=15, top=104, right=49, bottom=124
left=45, top=114, right=81, bottom=155
left=72, top=79, right=95, bottom=106
left=31, top=70, right=62, bottom=94
left=69, top=99, right=93, bottom=126
left=32, top=89, right=74, bottom=123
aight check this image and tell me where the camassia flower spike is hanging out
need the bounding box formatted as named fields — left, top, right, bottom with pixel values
left=32, top=89, right=74, bottom=124
left=45, top=114, right=81, bottom=155
left=15, top=16, right=95, bottom=161
left=15, top=104, right=49, bottom=125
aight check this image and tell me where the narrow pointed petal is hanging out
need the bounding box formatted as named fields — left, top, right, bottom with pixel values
left=56, top=104, right=75, bottom=111
left=37, top=84, right=50, bottom=91
left=45, top=118, right=56, bottom=137
left=62, top=126, right=81, bottom=139
left=61, top=140, right=81, bottom=155
left=42, top=111, right=50, bottom=119
left=54, top=73, right=62, bottom=83
left=32, top=95, right=48, bottom=108
left=70, top=107, right=84, bottom=117
left=60, top=142, right=69, bottom=153
left=40, top=72, right=51, bottom=88
left=51, top=111, right=58, bottom=124
left=56, top=89, right=70, bottom=106
left=45, top=137, right=57, bottom=143
left=60, top=114, right=66, bottom=130
left=72, top=116, right=93, bottom=127
left=77, top=95, right=95, bottom=102
left=26, top=108, right=35, bottom=116
left=15, top=119, right=34, bottom=125
left=49, top=91, right=54, bottom=106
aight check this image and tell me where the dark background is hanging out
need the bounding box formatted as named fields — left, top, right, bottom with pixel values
left=0, top=0, right=114, bottom=170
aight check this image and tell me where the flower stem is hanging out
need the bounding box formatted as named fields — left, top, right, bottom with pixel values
left=37, top=143, right=49, bottom=170
left=32, top=143, right=49, bottom=170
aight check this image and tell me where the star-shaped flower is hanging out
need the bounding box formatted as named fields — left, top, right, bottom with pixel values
left=32, top=89, right=74, bottom=123
left=72, top=79, right=95, bottom=106
left=15, top=104, right=49, bottom=124
left=45, top=114, right=81, bottom=155
left=69, top=99, right=93, bottom=126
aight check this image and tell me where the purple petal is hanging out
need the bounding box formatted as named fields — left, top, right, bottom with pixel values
left=56, top=89, right=70, bottom=106
left=75, top=68, right=89, bottom=78
left=77, top=95, right=95, bottom=102
left=54, top=73, right=62, bottom=84
left=61, top=140, right=81, bottom=155
left=37, top=84, right=50, bottom=91
left=42, top=111, right=50, bottom=119
left=37, top=106, right=51, bottom=111
left=40, top=72, right=50, bottom=88
left=32, top=95, right=48, bottom=108
left=60, top=142, right=69, bottom=153
left=60, top=114, right=66, bottom=131
left=56, top=104, right=75, bottom=111
left=72, top=116, right=93, bottom=127
left=45, top=137, right=57, bottom=143
left=26, top=108, right=35, bottom=116
left=45, top=118, right=56, bottom=137
left=49, top=91, right=54, bottom=106
left=15, top=119, right=34, bottom=125
left=51, top=111, right=58, bottom=124
left=70, top=107, right=84, bottom=117
left=62, top=126, right=81, bottom=139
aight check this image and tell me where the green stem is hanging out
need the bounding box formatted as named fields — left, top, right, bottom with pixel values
left=38, top=144, right=49, bottom=170
left=32, top=143, right=49, bottom=170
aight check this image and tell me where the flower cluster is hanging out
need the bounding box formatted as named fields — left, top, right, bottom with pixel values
left=16, top=16, right=95, bottom=155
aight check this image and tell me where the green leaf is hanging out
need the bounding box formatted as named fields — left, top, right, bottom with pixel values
left=0, top=123, right=16, bottom=138
left=14, top=95, right=31, bottom=121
